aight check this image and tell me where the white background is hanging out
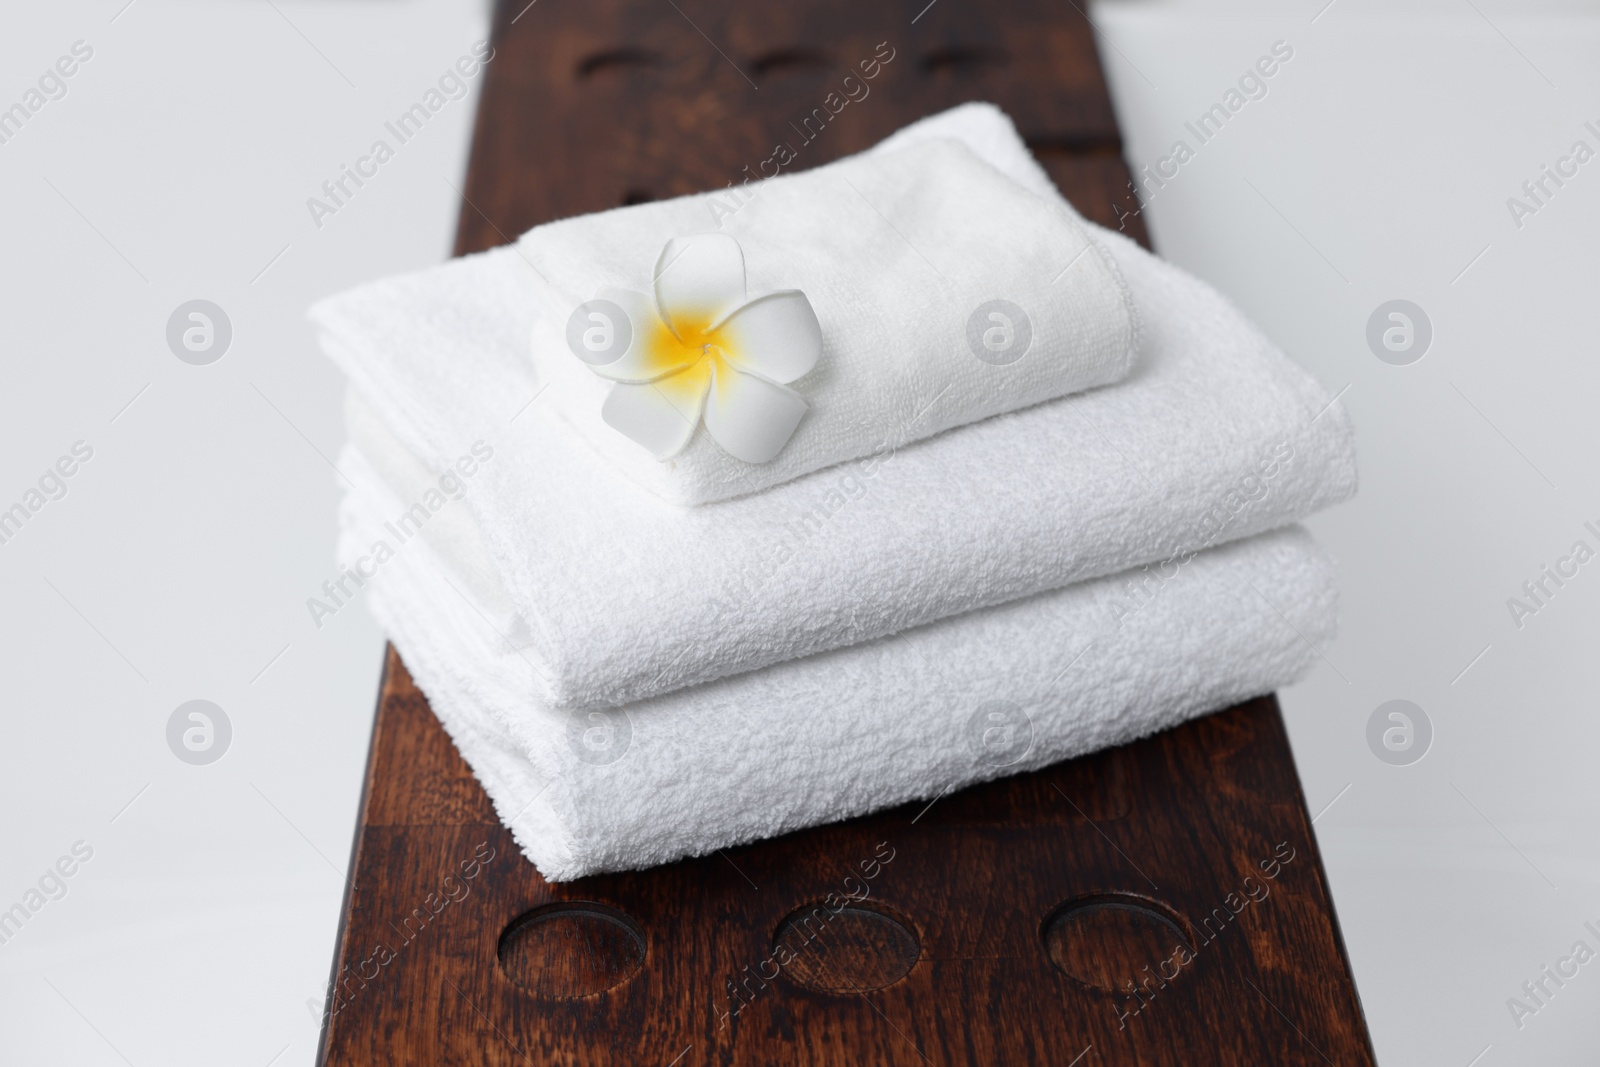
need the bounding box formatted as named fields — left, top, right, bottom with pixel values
left=1095, top=3, right=1600, bottom=1064
left=0, top=1, right=1595, bottom=1064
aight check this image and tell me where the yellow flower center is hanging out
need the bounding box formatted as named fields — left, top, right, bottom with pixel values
left=644, top=311, right=732, bottom=403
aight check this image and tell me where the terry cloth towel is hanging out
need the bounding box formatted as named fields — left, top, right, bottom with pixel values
left=311, top=104, right=1357, bottom=713
left=337, top=441, right=1339, bottom=881
left=519, top=124, right=1139, bottom=505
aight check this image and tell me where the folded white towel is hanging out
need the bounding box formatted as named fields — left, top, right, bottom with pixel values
left=519, top=122, right=1138, bottom=503
left=312, top=104, right=1356, bottom=712
left=324, top=214, right=1354, bottom=713
left=338, top=442, right=1337, bottom=881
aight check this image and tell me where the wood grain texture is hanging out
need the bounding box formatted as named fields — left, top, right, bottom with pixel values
left=317, top=1, right=1373, bottom=1062
left=452, top=0, right=1143, bottom=254
left=321, top=654, right=1374, bottom=1065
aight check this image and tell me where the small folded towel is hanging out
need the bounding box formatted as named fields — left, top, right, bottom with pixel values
left=324, top=210, right=1355, bottom=711
left=338, top=443, right=1337, bottom=881
left=519, top=123, right=1138, bottom=503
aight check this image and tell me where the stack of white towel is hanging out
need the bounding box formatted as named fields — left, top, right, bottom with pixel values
left=312, top=103, right=1355, bottom=882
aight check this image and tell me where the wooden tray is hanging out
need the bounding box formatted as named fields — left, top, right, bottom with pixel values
left=317, top=2, right=1376, bottom=1063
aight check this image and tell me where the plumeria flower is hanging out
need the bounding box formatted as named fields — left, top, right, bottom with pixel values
left=567, top=233, right=823, bottom=464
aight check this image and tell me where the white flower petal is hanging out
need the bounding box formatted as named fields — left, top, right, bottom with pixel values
left=654, top=234, right=746, bottom=340
left=571, top=287, right=694, bottom=383
left=600, top=364, right=711, bottom=460
left=715, top=289, right=823, bottom=385
left=703, top=363, right=808, bottom=465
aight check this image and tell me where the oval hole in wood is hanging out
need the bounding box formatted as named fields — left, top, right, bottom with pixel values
left=620, top=189, right=655, bottom=206
left=773, top=901, right=919, bottom=994
left=497, top=901, right=646, bottom=999
left=1041, top=893, right=1194, bottom=993
left=920, top=46, right=1008, bottom=77
left=752, top=48, right=833, bottom=80
left=576, top=48, right=661, bottom=80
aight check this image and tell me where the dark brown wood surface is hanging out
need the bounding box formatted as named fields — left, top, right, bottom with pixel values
left=318, top=1, right=1374, bottom=1063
